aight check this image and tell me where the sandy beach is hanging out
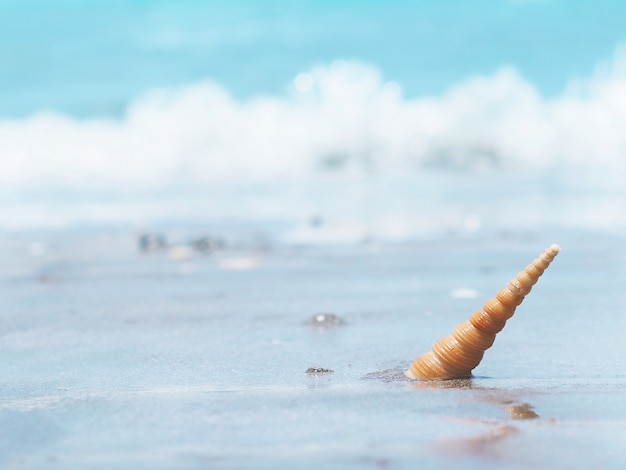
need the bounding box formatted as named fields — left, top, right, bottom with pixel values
left=0, top=227, right=624, bottom=468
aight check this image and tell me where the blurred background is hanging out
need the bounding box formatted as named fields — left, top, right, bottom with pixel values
left=3, top=4, right=626, bottom=467
left=2, top=0, right=626, bottom=242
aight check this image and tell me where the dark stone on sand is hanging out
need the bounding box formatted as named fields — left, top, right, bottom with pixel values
left=306, top=367, right=334, bottom=375
left=190, top=236, right=224, bottom=253
left=138, top=234, right=167, bottom=253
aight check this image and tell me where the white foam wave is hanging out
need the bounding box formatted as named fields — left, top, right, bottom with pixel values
left=2, top=49, right=626, bottom=189
left=3, top=50, right=626, bottom=237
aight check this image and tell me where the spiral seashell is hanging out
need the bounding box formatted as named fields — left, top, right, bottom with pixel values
left=405, top=244, right=560, bottom=380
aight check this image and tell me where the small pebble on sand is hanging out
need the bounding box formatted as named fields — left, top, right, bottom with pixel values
left=306, top=367, right=334, bottom=375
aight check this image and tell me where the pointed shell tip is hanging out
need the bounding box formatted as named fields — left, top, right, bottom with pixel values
left=406, top=244, right=561, bottom=380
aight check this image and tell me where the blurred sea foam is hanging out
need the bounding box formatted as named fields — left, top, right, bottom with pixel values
left=1, top=1, right=626, bottom=241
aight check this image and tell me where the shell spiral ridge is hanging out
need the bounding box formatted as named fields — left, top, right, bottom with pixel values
left=405, top=244, right=560, bottom=380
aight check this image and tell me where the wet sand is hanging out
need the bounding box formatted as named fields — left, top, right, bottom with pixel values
left=0, top=229, right=624, bottom=468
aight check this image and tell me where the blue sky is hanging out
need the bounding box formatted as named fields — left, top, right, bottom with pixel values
left=1, top=0, right=626, bottom=117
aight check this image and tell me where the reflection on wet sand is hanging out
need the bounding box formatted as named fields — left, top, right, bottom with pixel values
left=364, top=368, right=542, bottom=460
left=436, top=424, right=519, bottom=457
left=413, top=376, right=541, bottom=458
left=502, top=403, right=539, bottom=420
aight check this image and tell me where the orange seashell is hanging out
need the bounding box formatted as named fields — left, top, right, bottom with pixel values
left=405, top=244, right=560, bottom=380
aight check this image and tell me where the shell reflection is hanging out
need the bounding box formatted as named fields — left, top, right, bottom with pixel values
left=503, top=403, right=539, bottom=420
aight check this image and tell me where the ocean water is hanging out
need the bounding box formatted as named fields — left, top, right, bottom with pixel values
left=2, top=0, right=626, bottom=240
